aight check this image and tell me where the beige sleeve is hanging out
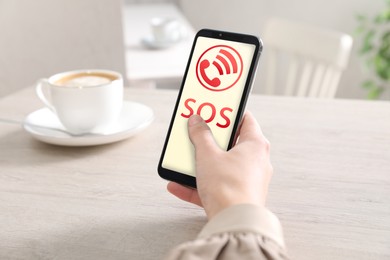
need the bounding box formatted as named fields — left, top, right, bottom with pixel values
left=165, top=204, right=289, bottom=260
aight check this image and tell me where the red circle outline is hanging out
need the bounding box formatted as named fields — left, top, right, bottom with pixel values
left=196, top=45, right=243, bottom=92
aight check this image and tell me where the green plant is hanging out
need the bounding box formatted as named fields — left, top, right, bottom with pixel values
left=356, top=0, right=390, bottom=99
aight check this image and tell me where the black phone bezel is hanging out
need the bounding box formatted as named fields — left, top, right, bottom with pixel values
left=157, top=28, right=263, bottom=188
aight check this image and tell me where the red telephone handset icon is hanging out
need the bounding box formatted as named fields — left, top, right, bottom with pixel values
left=200, top=59, right=221, bottom=88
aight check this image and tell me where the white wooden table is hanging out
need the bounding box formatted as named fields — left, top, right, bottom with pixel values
left=0, top=87, right=389, bottom=259
left=123, top=3, right=196, bottom=88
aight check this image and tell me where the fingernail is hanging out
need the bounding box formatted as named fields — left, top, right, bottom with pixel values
left=188, top=115, right=203, bottom=126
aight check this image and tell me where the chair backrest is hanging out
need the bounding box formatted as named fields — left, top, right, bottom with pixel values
left=263, top=17, right=353, bottom=98
left=0, top=0, right=126, bottom=97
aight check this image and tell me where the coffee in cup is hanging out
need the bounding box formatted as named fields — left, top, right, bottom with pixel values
left=36, top=70, right=123, bottom=135
left=53, top=71, right=118, bottom=87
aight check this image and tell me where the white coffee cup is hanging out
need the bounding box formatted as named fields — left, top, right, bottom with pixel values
left=150, top=17, right=183, bottom=43
left=36, top=69, right=123, bottom=135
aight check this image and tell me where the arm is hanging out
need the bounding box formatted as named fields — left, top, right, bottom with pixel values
left=165, top=112, right=289, bottom=259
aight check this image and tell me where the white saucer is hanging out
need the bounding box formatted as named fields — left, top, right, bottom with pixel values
left=141, top=35, right=179, bottom=49
left=23, top=101, right=154, bottom=146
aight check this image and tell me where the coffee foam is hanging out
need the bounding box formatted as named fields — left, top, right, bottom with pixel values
left=54, top=72, right=117, bottom=87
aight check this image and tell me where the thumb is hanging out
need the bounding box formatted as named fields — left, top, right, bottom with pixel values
left=188, top=115, right=218, bottom=154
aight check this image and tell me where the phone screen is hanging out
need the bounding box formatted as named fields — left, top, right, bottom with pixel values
left=158, top=29, right=261, bottom=187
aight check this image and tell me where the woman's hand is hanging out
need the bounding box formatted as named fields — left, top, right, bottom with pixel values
left=167, top=111, right=273, bottom=219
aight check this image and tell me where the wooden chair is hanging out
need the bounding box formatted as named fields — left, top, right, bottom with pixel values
left=0, top=0, right=126, bottom=97
left=262, top=17, right=353, bottom=98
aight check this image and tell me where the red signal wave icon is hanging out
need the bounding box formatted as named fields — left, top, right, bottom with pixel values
left=213, top=49, right=238, bottom=76
left=196, top=45, right=243, bottom=92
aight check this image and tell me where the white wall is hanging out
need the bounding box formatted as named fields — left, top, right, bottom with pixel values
left=0, top=0, right=126, bottom=97
left=177, top=0, right=387, bottom=100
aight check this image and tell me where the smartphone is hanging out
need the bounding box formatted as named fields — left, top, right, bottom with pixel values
left=158, top=29, right=262, bottom=188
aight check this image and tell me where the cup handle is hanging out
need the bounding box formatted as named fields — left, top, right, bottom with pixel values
left=36, top=78, right=55, bottom=111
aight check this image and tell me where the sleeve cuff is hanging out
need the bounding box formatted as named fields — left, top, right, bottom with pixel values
left=198, top=204, right=286, bottom=249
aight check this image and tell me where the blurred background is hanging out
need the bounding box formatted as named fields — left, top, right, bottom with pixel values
left=1, top=0, right=389, bottom=100
left=127, top=0, right=390, bottom=100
